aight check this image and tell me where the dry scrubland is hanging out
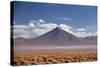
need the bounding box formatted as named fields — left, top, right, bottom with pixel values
left=13, top=49, right=97, bottom=66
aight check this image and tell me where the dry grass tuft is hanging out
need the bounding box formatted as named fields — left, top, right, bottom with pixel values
left=13, top=51, right=97, bottom=66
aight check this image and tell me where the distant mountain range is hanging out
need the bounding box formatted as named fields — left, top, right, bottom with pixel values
left=14, top=27, right=97, bottom=47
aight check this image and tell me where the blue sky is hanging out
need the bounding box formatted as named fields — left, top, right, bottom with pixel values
left=13, top=1, right=97, bottom=32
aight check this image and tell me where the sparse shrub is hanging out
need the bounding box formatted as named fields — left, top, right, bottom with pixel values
left=13, top=52, right=97, bottom=66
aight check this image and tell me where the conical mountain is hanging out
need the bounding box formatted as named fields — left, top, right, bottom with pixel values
left=32, top=27, right=80, bottom=41
left=14, top=27, right=96, bottom=46
left=27, top=27, right=83, bottom=46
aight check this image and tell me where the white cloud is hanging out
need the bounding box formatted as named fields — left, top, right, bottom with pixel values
left=59, top=24, right=72, bottom=30
left=14, top=25, right=28, bottom=29
left=38, top=23, right=58, bottom=28
left=58, top=25, right=97, bottom=38
left=28, top=22, right=35, bottom=27
left=58, top=17, right=72, bottom=21
left=76, top=28, right=86, bottom=31
left=14, top=19, right=97, bottom=39
left=39, top=19, right=45, bottom=23
left=73, top=31, right=97, bottom=38
left=14, top=20, right=58, bottom=39
left=29, top=20, right=37, bottom=24
left=70, top=27, right=97, bottom=38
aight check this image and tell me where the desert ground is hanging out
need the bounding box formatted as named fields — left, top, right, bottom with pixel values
left=13, top=48, right=97, bottom=66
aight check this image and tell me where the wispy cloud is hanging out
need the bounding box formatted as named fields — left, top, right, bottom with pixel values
left=76, top=28, right=86, bottom=31
left=58, top=17, right=72, bottom=21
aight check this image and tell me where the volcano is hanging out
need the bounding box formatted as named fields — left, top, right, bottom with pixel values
left=14, top=27, right=97, bottom=46
left=33, top=27, right=80, bottom=41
